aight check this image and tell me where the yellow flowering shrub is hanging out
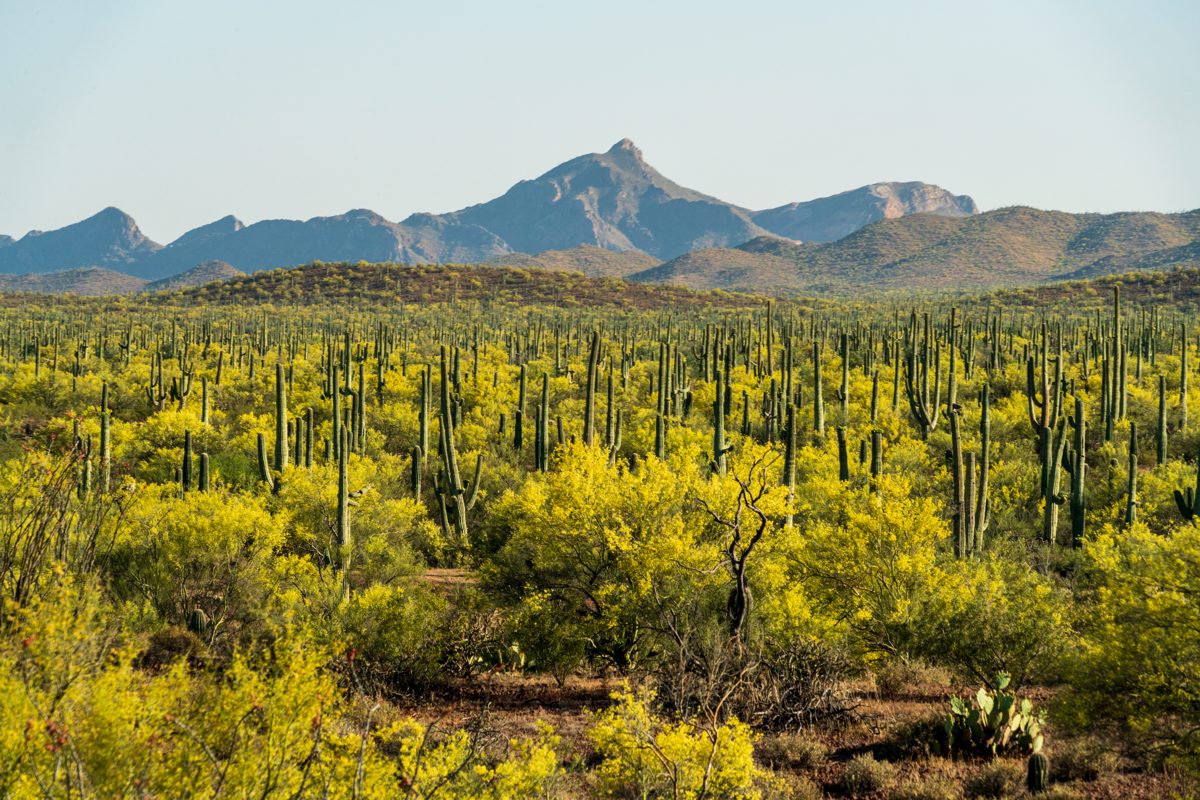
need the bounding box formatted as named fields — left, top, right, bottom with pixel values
left=589, top=687, right=764, bottom=800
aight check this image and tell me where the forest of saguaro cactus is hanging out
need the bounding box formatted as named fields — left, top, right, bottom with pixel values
left=0, top=270, right=1198, bottom=799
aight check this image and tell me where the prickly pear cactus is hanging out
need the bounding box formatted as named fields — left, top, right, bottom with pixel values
left=944, top=672, right=1045, bottom=757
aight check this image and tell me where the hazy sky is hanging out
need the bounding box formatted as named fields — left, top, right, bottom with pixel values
left=2, top=0, right=1198, bottom=242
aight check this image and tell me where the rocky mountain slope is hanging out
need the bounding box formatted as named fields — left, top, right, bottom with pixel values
left=0, top=207, right=161, bottom=274
left=487, top=245, right=658, bottom=278
left=752, top=182, right=978, bottom=242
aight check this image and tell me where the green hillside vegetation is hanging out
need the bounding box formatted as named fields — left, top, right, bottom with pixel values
left=487, top=244, right=659, bottom=278
left=149, top=259, right=762, bottom=309
left=0, top=267, right=148, bottom=296
left=142, top=259, right=245, bottom=292
left=636, top=207, right=1200, bottom=294
left=991, top=264, right=1200, bottom=312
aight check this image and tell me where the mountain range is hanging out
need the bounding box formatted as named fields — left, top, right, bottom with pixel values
left=3, top=138, right=1197, bottom=296
left=0, top=139, right=977, bottom=282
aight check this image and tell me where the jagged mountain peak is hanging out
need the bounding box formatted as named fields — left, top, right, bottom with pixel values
left=609, top=137, right=640, bottom=154
left=605, top=137, right=647, bottom=165
left=167, top=215, right=245, bottom=249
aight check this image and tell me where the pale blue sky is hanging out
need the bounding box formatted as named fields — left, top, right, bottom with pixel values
left=2, top=0, right=1198, bottom=242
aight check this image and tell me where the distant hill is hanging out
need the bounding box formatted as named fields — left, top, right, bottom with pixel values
left=1, top=139, right=976, bottom=281
left=0, top=208, right=160, bottom=274
left=487, top=245, right=658, bottom=278
left=752, top=182, right=977, bottom=243
left=142, top=260, right=245, bottom=292
left=990, top=265, right=1200, bottom=314
left=0, top=267, right=147, bottom=296
left=634, top=207, right=1200, bottom=294
left=147, top=261, right=761, bottom=310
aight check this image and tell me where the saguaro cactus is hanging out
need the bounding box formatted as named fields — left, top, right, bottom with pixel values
left=435, top=345, right=483, bottom=549
left=99, top=382, right=111, bottom=493
left=812, top=340, right=825, bottom=437
left=1125, top=422, right=1138, bottom=526
left=711, top=366, right=732, bottom=475
left=535, top=374, right=550, bottom=472
left=1181, top=322, right=1189, bottom=435
left=972, top=385, right=991, bottom=552
left=836, top=426, right=850, bottom=481
left=1027, top=326, right=1064, bottom=501
left=1174, top=450, right=1200, bottom=524
left=336, top=427, right=351, bottom=602
left=1066, top=398, right=1087, bottom=547
left=870, top=429, right=884, bottom=499
left=419, top=363, right=431, bottom=461
left=255, top=362, right=288, bottom=493
left=903, top=314, right=942, bottom=440
left=1157, top=374, right=1168, bottom=466
left=784, top=403, right=797, bottom=527
left=411, top=445, right=423, bottom=497
left=583, top=330, right=601, bottom=446
left=181, top=431, right=193, bottom=493
left=514, top=364, right=527, bottom=451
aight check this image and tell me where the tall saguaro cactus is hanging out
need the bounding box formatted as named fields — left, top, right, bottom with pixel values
left=99, top=382, right=111, bottom=493
left=1157, top=374, right=1169, bottom=466
left=972, top=385, right=991, bottom=552
left=903, top=313, right=941, bottom=440
left=336, top=426, right=351, bottom=602
left=1125, top=422, right=1138, bottom=527
left=711, top=366, right=731, bottom=475
left=812, top=340, right=825, bottom=437
left=1181, top=323, right=1189, bottom=435
left=255, top=362, right=288, bottom=493
left=274, top=361, right=288, bottom=471
left=583, top=330, right=601, bottom=447
left=783, top=403, right=797, bottom=527
left=514, top=364, right=527, bottom=451
left=1066, top=397, right=1087, bottom=547
left=1027, top=324, right=1064, bottom=502
left=435, top=345, right=482, bottom=550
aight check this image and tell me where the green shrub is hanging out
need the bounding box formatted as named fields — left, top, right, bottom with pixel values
left=909, top=552, right=1071, bottom=688
left=755, top=732, right=827, bottom=770
left=1057, top=523, right=1200, bottom=775
left=106, top=487, right=286, bottom=649
left=839, top=753, right=897, bottom=796
left=760, top=773, right=823, bottom=800
left=891, top=775, right=961, bottom=800
left=874, top=658, right=951, bottom=700
left=334, top=582, right=448, bottom=689
left=588, top=687, right=766, bottom=800
left=963, top=760, right=1022, bottom=798
left=889, top=713, right=950, bottom=759
left=1049, top=737, right=1119, bottom=783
